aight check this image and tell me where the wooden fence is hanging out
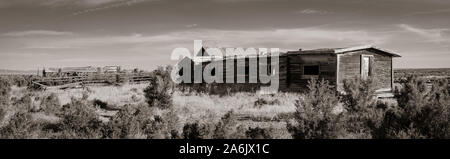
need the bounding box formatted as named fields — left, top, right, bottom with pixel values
left=32, top=73, right=153, bottom=89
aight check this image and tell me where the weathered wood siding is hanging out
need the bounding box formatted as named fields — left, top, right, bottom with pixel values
left=184, top=55, right=288, bottom=93
left=284, top=53, right=337, bottom=92
left=337, top=49, right=393, bottom=91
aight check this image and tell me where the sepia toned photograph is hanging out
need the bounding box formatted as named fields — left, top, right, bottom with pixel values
left=0, top=0, right=449, bottom=141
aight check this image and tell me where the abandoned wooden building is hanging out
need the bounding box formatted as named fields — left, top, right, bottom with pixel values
left=177, top=45, right=401, bottom=94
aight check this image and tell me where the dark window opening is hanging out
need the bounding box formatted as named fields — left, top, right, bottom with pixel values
left=178, top=68, right=183, bottom=76
left=211, top=68, right=216, bottom=76
left=303, top=65, right=320, bottom=75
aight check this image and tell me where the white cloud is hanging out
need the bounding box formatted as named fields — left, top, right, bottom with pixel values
left=0, top=0, right=130, bottom=8
left=3, top=30, right=73, bottom=37
left=71, top=0, right=154, bottom=16
left=16, top=27, right=389, bottom=51
left=294, top=9, right=332, bottom=15
left=406, top=8, right=450, bottom=16
left=186, top=24, right=198, bottom=28
left=398, top=24, right=449, bottom=42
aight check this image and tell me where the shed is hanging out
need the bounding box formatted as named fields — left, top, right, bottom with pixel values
left=177, top=45, right=401, bottom=93
left=285, top=45, right=401, bottom=93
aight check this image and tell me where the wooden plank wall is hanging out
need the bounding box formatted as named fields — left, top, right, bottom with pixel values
left=285, top=53, right=337, bottom=92
left=186, top=55, right=288, bottom=93
left=337, top=49, right=393, bottom=91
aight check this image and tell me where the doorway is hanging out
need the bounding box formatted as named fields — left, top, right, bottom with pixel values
left=361, top=55, right=372, bottom=79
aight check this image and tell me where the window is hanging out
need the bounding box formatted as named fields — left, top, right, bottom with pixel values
left=211, top=68, right=216, bottom=76
left=303, top=65, right=320, bottom=75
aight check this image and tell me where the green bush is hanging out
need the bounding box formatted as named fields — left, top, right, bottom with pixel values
left=287, top=78, right=342, bottom=139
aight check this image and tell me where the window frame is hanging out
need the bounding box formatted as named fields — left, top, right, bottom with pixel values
left=302, top=65, right=320, bottom=79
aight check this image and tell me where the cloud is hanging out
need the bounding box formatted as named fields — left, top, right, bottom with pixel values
left=406, top=8, right=450, bottom=16
left=398, top=24, right=449, bottom=42
left=15, top=27, right=389, bottom=51
left=185, top=24, right=198, bottom=28
left=294, top=9, right=332, bottom=15
left=71, top=0, right=154, bottom=16
left=0, top=0, right=131, bottom=8
left=3, top=30, right=74, bottom=37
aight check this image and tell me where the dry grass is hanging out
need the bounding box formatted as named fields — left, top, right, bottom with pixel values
left=43, top=83, right=148, bottom=107
left=173, top=92, right=298, bottom=122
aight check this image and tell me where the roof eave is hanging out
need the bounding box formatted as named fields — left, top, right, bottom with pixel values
left=334, top=45, right=401, bottom=57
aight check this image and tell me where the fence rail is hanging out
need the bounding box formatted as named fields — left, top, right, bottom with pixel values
left=33, top=73, right=153, bottom=88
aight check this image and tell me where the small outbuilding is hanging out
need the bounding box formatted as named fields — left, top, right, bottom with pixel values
left=177, top=45, right=401, bottom=94
left=284, top=45, right=401, bottom=93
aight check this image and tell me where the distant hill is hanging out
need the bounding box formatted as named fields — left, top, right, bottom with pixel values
left=0, top=69, right=37, bottom=75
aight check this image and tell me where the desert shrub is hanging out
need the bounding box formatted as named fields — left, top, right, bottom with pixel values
left=287, top=78, right=342, bottom=139
left=142, top=115, right=175, bottom=139
left=385, top=77, right=450, bottom=139
left=213, top=110, right=246, bottom=139
left=103, top=104, right=180, bottom=139
left=81, top=90, right=89, bottom=100
left=0, top=111, right=41, bottom=139
left=93, top=99, right=108, bottom=109
left=181, top=111, right=245, bottom=139
left=10, top=75, right=33, bottom=87
left=179, top=83, right=261, bottom=96
left=182, top=122, right=203, bottom=139
left=159, top=109, right=182, bottom=139
left=131, top=94, right=139, bottom=102
left=182, top=121, right=217, bottom=139
left=0, top=77, right=11, bottom=106
left=11, top=93, right=33, bottom=111
left=130, top=88, right=138, bottom=93
left=144, top=75, right=173, bottom=109
left=40, top=93, right=61, bottom=114
left=341, top=78, right=385, bottom=138
left=55, top=98, right=103, bottom=139
left=245, top=127, right=273, bottom=139
left=0, top=108, right=5, bottom=122
left=341, top=78, right=378, bottom=111
left=254, top=98, right=280, bottom=108
left=102, top=104, right=146, bottom=139
left=153, top=65, right=174, bottom=84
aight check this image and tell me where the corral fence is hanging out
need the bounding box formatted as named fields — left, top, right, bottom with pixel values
left=32, top=73, right=153, bottom=89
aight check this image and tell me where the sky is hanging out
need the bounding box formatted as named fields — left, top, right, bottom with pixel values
left=0, top=0, right=449, bottom=70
